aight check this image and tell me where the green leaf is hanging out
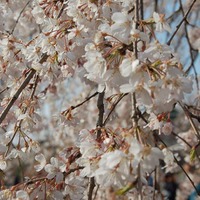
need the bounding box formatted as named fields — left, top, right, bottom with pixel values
left=116, top=182, right=135, bottom=195
left=190, top=148, right=196, bottom=162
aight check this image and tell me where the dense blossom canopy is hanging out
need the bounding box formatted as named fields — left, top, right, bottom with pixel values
left=0, top=0, right=199, bottom=199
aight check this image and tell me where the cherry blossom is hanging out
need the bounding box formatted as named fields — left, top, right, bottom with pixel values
left=45, top=157, right=64, bottom=182
left=34, top=153, right=46, bottom=172
left=153, top=12, right=171, bottom=32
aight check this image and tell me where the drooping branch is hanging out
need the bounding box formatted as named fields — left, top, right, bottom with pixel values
left=167, top=0, right=197, bottom=45
left=179, top=102, right=200, bottom=140
left=156, top=134, right=200, bottom=196
left=172, top=131, right=192, bottom=148
left=178, top=0, right=199, bottom=90
left=10, top=0, right=32, bottom=35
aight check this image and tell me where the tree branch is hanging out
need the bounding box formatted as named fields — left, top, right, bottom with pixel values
left=96, top=91, right=105, bottom=139
left=0, top=54, right=48, bottom=125
left=0, top=69, right=35, bottom=125
left=88, top=91, right=105, bottom=200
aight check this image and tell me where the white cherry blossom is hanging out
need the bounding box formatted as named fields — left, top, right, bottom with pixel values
left=153, top=12, right=171, bottom=32
left=44, top=157, right=64, bottom=182
left=34, top=153, right=46, bottom=172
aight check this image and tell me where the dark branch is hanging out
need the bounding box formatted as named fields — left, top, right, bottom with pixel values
left=0, top=54, right=48, bottom=125
left=0, top=69, right=36, bottom=125
left=88, top=91, right=105, bottom=200
left=96, top=91, right=105, bottom=139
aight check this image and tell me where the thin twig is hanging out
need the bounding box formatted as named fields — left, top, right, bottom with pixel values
left=178, top=0, right=199, bottom=90
left=166, top=7, right=181, bottom=21
left=172, top=131, right=192, bottom=148
left=63, top=92, right=98, bottom=112
left=157, top=135, right=200, bottom=196
left=103, top=93, right=127, bottom=126
left=167, top=0, right=197, bottom=45
left=179, top=102, right=200, bottom=140
left=57, top=0, right=68, bottom=19
left=10, top=0, right=32, bottom=34
left=185, top=51, right=199, bottom=75
left=64, top=166, right=84, bottom=176
left=93, top=184, right=99, bottom=200
left=0, top=87, right=9, bottom=95
left=25, top=177, right=47, bottom=185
